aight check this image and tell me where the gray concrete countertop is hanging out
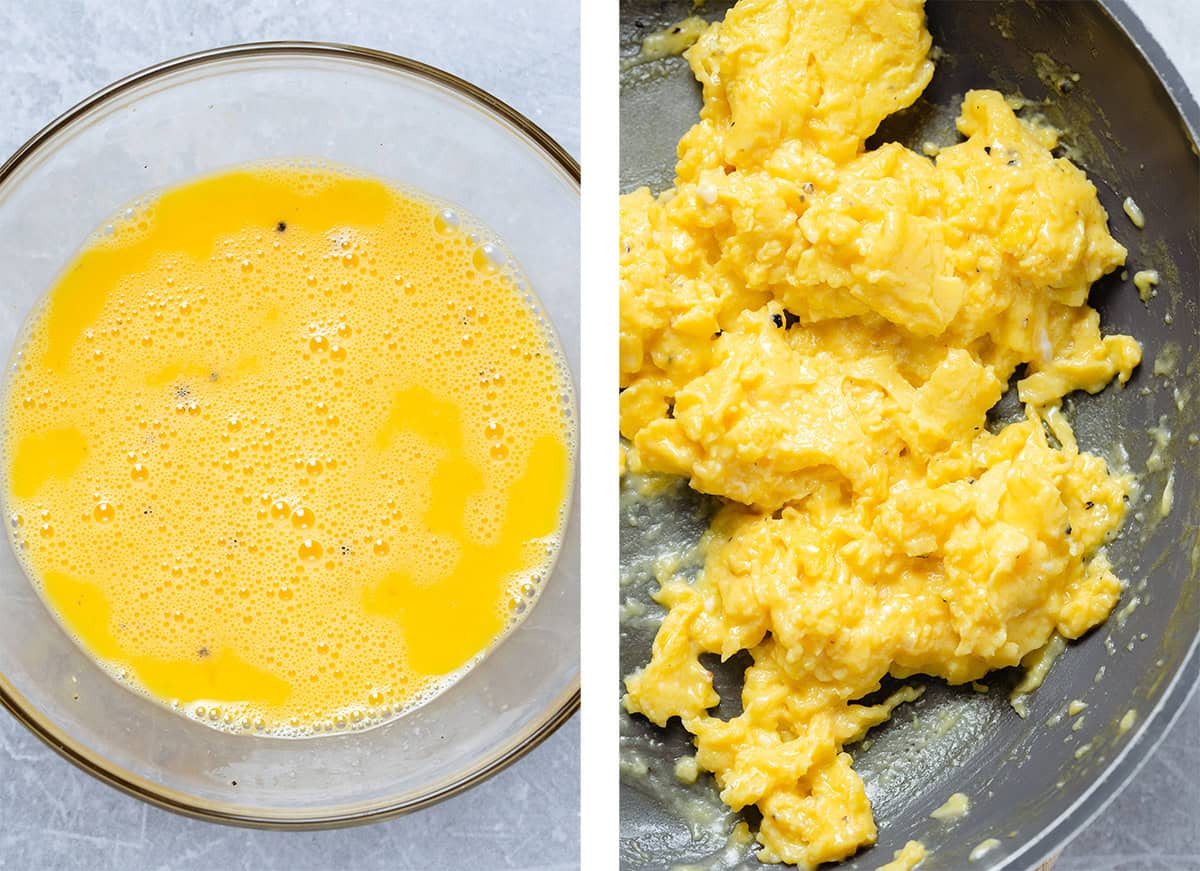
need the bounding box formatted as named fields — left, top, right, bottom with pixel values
left=0, top=2, right=578, bottom=870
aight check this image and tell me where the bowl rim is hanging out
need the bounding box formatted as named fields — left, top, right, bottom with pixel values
left=0, top=39, right=580, bottom=830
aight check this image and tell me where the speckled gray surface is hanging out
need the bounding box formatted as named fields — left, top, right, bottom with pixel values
left=0, top=2, right=578, bottom=870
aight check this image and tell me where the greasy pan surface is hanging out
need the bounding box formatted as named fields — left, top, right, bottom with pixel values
left=618, top=1, right=1200, bottom=868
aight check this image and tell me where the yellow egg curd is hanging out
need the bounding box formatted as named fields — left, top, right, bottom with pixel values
left=620, top=0, right=1139, bottom=865
left=4, top=163, right=573, bottom=735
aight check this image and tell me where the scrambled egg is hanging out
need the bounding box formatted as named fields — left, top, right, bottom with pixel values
left=620, top=0, right=1140, bottom=866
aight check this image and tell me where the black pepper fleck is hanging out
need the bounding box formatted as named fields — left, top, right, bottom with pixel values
left=276, top=221, right=287, bottom=232
left=772, top=313, right=784, bottom=328
left=1084, top=501, right=1095, bottom=510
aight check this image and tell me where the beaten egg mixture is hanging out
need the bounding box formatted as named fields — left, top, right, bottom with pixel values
left=4, top=164, right=572, bottom=734
left=620, top=0, right=1139, bottom=866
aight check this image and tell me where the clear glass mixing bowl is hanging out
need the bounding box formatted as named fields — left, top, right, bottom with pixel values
left=0, top=42, right=579, bottom=826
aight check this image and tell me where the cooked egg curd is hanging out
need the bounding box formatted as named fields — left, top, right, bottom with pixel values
left=4, top=164, right=573, bottom=735
left=620, top=0, right=1138, bottom=866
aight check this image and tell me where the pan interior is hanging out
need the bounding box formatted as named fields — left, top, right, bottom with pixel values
left=618, top=2, right=1200, bottom=868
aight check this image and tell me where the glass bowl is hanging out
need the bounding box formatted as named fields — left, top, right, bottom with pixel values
left=0, top=42, right=579, bottom=827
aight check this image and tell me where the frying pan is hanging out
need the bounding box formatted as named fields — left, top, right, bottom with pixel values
left=618, top=2, right=1200, bottom=868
